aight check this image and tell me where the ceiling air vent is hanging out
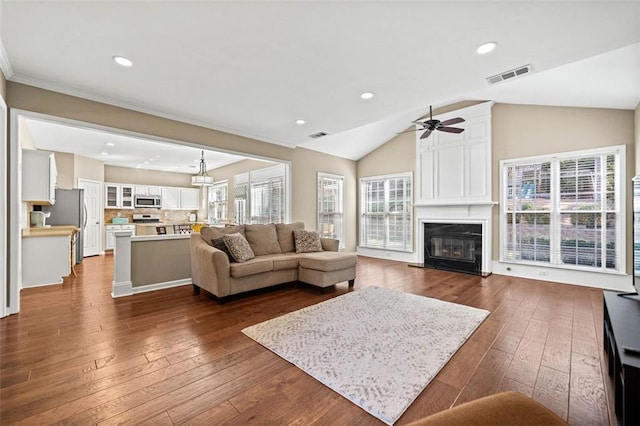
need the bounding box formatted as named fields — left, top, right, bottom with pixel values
left=486, top=64, right=532, bottom=84
left=309, top=131, right=328, bottom=139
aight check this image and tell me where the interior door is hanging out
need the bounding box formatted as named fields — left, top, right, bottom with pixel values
left=78, top=179, right=101, bottom=257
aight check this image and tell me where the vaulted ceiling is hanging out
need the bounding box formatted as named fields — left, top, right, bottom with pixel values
left=2, top=1, right=639, bottom=167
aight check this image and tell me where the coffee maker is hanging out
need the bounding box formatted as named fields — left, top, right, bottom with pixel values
left=30, top=211, right=50, bottom=227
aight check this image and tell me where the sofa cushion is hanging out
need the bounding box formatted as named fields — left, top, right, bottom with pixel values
left=200, top=225, right=245, bottom=246
left=222, top=233, right=255, bottom=263
left=299, top=251, right=357, bottom=272
left=294, top=229, right=323, bottom=253
left=275, top=222, right=305, bottom=253
left=210, top=236, right=233, bottom=261
left=259, top=253, right=301, bottom=271
left=244, top=224, right=282, bottom=256
left=229, top=258, right=274, bottom=278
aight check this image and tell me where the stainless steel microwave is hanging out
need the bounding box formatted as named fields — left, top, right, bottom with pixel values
left=134, top=195, right=161, bottom=208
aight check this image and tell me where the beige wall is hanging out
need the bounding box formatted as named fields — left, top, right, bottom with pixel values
left=74, top=154, right=104, bottom=184
left=635, top=102, right=640, bottom=174
left=105, top=165, right=193, bottom=187
left=6, top=82, right=359, bottom=250
left=54, top=151, right=75, bottom=189
left=291, top=148, right=357, bottom=250
left=492, top=103, right=635, bottom=269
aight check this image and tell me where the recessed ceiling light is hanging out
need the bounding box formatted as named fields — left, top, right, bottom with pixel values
left=113, top=56, right=133, bottom=67
left=100, top=152, right=108, bottom=156
left=477, top=42, right=497, bottom=55
left=105, top=142, right=115, bottom=147
left=155, top=154, right=160, bottom=158
left=360, top=92, right=374, bottom=100
left=143, top=161, right=149, bottom=164
left=295, top=119, right=306, bottom=125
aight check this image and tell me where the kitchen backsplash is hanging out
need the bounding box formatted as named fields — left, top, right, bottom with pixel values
left=104, top=208, right=198, bottom=224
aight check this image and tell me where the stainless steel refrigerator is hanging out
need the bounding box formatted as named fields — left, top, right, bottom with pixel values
left=41, top=188, right=85, bottom=264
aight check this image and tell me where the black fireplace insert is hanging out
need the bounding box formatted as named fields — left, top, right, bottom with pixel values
left=423, top=222, right=483, bottom=275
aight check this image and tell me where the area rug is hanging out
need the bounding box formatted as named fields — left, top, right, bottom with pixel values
left=241, top=286, right=490, bottom=425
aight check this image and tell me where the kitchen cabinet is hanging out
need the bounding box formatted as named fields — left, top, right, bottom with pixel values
left=161, top=187, right=181, bottom=209
left=105, top=224, right=136, bottom=250
left=105, top=183, right=134, bottom=209
left=180, top=188, right=200, bottom=210
left=22, top=149, right=57, bottom=204
left=134, top=185, right=161, bottom=196
left=22, top=231, right=70, bottom=287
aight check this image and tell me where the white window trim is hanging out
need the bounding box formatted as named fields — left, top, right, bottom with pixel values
left=317, top=172, right=345, bottom=249
left=499, top=145, right=626, bottom=275
left=359, top=171, right=413, bottom=253
left=208, top=180, right=229, bottom=223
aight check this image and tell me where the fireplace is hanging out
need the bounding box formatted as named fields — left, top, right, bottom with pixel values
left=423, top=222, right=483, bottom=275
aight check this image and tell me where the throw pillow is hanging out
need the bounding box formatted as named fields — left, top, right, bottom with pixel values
left=222, top=233, right=255, bottom=263
left=210, top=236, right=233, bottom=261
left=200, top=225, right=246, bottom=246
left=293, top=229, right=323, bottom=253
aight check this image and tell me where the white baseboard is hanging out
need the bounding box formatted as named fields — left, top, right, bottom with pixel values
left=491, top=261, right=634, bottom=292
left=356, top=247, right=417, bottom=263
left=132, top=278, right=191, bottom=295
left=111, top=280, right=133, bottom=298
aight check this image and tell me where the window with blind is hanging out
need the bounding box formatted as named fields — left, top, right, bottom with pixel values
left=502, top=147, right=623, bottom=272
left=360, top=173, right=412, bottom=251
left=318, top=173, right=344, bottom=249
left=233, top=164, right=288, bottom=225
left=208, top=181, right=228, bottom=223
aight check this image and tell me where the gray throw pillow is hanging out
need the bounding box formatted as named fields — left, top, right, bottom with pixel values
left=293, top=229, right=323, bottom=253
left=210, top=236, right=233, bottom=261
left=222, top=233, right=255, bottom=263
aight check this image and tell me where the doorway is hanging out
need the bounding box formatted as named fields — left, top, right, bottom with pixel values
left=78, top=179, right=102, bottom=257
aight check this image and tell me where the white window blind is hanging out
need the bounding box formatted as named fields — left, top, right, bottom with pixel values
left=208, top=181, right=228, bottom=224
left=502, top=148, right=622, bottom=272
left=360, top=173, right=412, bottom=251
left=318, top=173, right=344, bottom=249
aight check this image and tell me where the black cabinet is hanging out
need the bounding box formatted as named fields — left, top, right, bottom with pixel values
left=603, top=291, right=640, bottom=426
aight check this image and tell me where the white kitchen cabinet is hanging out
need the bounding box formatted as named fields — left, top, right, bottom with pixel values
left=22, top=149, right=57, bottom=204
left=180, top=188, right=200, bottom=210
left=105, top=224, right=136, bottom=250
left=134, top=185, right=161, bottom=196
left=22, top=234, right=70, bottom=287
left=161, top=187, right=181, bottom=209
left=105, top=183, right=134, bottom=209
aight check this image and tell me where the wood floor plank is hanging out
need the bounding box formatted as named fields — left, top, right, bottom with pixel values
left=0, top=255, right=612, bottom=426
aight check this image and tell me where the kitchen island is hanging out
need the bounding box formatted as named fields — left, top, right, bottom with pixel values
left=22, top=225, right=79, bottom=287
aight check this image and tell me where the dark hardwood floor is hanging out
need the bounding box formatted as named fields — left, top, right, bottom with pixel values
left=0, top=255, right=612, bottom=425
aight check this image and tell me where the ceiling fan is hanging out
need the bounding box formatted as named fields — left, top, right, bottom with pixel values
left=403, top=106, right=466, bottom=139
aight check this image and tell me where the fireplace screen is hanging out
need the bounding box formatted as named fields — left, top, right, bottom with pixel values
left=424, top=222, right=482, bottom=275
left=431, top=237, right=475, bottom=261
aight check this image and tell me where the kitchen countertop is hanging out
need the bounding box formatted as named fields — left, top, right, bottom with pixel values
left=22, top=225, right=80, bottom=238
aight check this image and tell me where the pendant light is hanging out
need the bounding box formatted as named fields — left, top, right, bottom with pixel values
left=191, top=150, right=214, bottom=186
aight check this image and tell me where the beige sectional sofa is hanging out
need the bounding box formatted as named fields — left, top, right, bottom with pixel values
left=190, top=222, right=356, bottom=302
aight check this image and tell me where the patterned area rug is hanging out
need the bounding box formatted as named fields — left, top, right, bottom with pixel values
left=242, top=286, right=490, bottom=425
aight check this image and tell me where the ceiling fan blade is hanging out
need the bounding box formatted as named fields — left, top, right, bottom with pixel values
left=438, top=127, right=465, bottom=134
left=439, top=117, right=465, bottom=126
left=420, top=129, right=432, bottom=139
left=395, top=128, right=423, bottom=135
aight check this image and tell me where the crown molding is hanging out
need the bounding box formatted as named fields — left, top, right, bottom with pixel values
left=0, top=39, right=14, bottom=80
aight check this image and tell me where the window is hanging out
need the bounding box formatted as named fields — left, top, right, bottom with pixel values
left=360, top=173, right=412, bottom=251
left=318, top=173, right=344, bottom=249
left=233, top=164, right=288, bottom=225
left=502, top=146, right=624, bottom=272
left=207, top=181, right=228, bottom=224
